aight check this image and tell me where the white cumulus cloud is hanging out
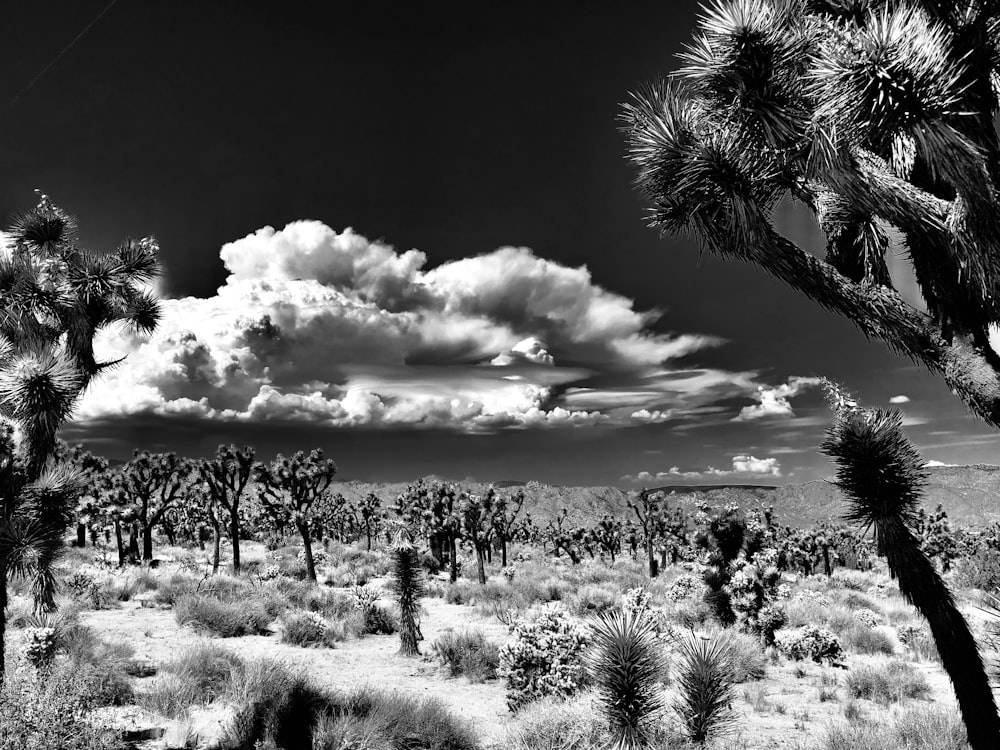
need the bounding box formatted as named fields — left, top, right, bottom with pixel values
left=622, top=454, right=782, bottom=483
left=889, top=395, right=910, bottom=404
left=733, top=376, right=822, bottom=421
left=77, top=221, right=727, bottom=431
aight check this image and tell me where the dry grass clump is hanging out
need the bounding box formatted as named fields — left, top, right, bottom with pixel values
left=431, top=629, right=501, bottom=682
left=174, top=593, right=273, bottom=637
left=502, top=695, right=608, bottom=750
left=823, top=706, right=969, bottom=750
left=846, top=660, right=931, bottom=704
left=138, top=641, right=246, bottom=718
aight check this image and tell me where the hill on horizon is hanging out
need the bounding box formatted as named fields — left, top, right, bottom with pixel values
left=330, top=464, right=1000, bottom=529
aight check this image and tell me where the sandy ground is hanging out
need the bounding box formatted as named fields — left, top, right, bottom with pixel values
left=68, top=545, right=967, bottom=749
left=83, top=594, right=513, bottom=747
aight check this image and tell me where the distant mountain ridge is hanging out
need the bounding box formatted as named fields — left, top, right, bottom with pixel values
left=331, top=465, right=1000, bottom=529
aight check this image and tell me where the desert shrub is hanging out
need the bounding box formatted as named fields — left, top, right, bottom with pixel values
left=840, top=592, right=880, bottom=612
left=829, top=570, right=875, bottom=592
left=0, top=660, right=126, bottom=750
left=23, top=627, right=57, bottom=669
left=281, top=610, right=336, bottom=648
left=297, top=547, right=329, bottom=566
left=502, top=695, right=607, bottom=750
left=775, top=625, right=843, bottom=664
left=953, top=548, right=1000, bottom=591
left=140, top=641, right=246, bottom=717
left=223, top=659, right=331, bottom=750
left=664, top=596, right=714, bottom=629
left=896, top=624, right=941, bottom=662
left=445, top=579, right=481, bottom=605
left=566, top=582, right=620, bottom=616
left=853, top=609, right=881, bottom=628
left=666, top=573, right=703, bottom=602
left=153, top=572, right=199, bottom=606
left=726, top=630, right=767, bottom=683
left=174, top=593, right=272, bottom=637
left=313, top=687, right=479, bottom=750
left=432, top=629, right=500, bottom=682
left=823, top=706, right=968, bottom=750
left=351, top=584, right=397, bottom=635
left=841, top=623, right=896, bottom=655
left=846, top=660, right=931, bottom=704
left=672, top=632, right=738, bottom=745
left=498, top=604, right=591, bottom=711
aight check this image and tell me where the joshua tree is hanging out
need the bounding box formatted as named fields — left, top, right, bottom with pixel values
left=393, top=480, right=462, bottom=582
left=390, top=529, right=426, bottom=657
left=0, top=193, right=161, bottom=676
left=624, top=1, right=1000, bottom=426
left=254, top=449, right=337, bottom=583
left=821, top=384, right=1000, bottom=749
left=354, top=491, right=383, bottom=552
left=627, top=489, right=666, bottom=577
left=489, top=487, right=525, bottom=567
left=197, top=444, right=254, bottom=574
left=54, top=441, right=109, bottom=548
left=458, top=491, right=494, bottom=585
left=116, top=451, right=192, bottom=561
left=589, top=609, right=665, bottom=750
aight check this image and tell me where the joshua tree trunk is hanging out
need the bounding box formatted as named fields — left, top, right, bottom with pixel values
left=449, top=538, right=458, bottom=583
left=501, top=537, right=508, bottom=567
left=475, top=545, right=486, bottom=585
left=881, top=517, right=1000, bottom=749
left=0, top=567, right=7, bottom=682
left=212, top=524, right=221, bottom=575
left=76, top=523, right=86, bottom=548
left=230, top=515, right=241, bottom=574
left=128, top=521, right=140, bottom=563
left=647, top=543, right=656, bottom=578
left=114, top=519, right=125, bottom=567
left=298, top=520, right=317, bottom=582
left=142, top=524, right=154, bottom=561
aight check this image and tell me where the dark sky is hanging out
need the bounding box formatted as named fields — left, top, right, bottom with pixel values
left=7, top=0, right=997, bottom=485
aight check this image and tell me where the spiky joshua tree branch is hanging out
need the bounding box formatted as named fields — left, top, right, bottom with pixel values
left=623, top=1, right=1000, bottom=425
left=0, top=193, right=161, bottom=677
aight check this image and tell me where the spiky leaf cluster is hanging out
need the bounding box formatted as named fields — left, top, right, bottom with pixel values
left=671, top=633, right=738, bottom=745
left=0, top=195, right=161, bottom=636
left=625, top=0, right=1000, bottom=426
left=588, top=609, right=666, bottom=750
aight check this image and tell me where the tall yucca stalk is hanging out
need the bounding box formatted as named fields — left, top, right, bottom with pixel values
left=0, top=193, right=161, bottom=677
left=588, top=609, right=665, bottom=750
left=671, top=633, right=738, bottom=745
left=391, top=529, right=426, bottom=657
left=820, top=383, right=1000, bottom=750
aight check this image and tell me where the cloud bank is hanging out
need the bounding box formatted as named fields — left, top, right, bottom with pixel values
left=733, top=376, right=822, bottom=421
left=622, top=454, right=782, bottom=483
left=78, top=222, right=749, bottom=431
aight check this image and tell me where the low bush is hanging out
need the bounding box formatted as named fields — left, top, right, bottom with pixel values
left=726, top=630, right=767, bottom=683
left=361, top=603, right=398, bottom=635
left=139, top=641, right=246, bottom=718
left=823, top=706, right=968, bottom=750
left=281, top=610, right=337, bottom=648
left=502, top=695, right=607, bottom=750
left=174, top=593, right=272, bottom=637
left=840, top=622, right=896, bottom=656
left=153, top=572, right=199, bottom=606
left=846, top=660, right=931, bottom=704
left=498, top=604, right=590, bottom=711
left=313, top=687, right=479, bottom=750
left=432, top=629, right=501, bottom=682
left=565, top=583, right=620, bottom=616
left=0, top=660, right=126, bottom=750
left=775, top=625, right=843, bottom=664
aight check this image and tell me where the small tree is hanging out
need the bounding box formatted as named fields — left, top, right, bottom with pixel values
left=354, top=492, right=383, bottom=552
left=53, top=442, right=109, bottom=548
left=822, top=384, right=1000, bottom=750
left=254, top=449, right=337, bottom=583
left=197, top=445, right=254, bottom=574
left=592, top=515, right=623, bottom=563
left=628, top=490, right=667, bottom=577
left=390, top=530, right=425, bottom=657
left=459, top=490, right=495, bottom=585
left=116, top=451, right=192, bottom=561
left=0, top=193, right=161, bottom=676
left=393, top=480, right=462, bottom=582
left=490, top=487, right=525, bottom=567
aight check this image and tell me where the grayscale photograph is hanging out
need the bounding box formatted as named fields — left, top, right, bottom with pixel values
left=0, top=1, right=998, bottom=748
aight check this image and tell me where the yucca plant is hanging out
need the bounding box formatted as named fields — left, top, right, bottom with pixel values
left=391, top=528, right=426, bottom=656
left=821, top=382, right=1000, bottom=749
left=0, top=192, right=161, bottom=677
left=671, top=633, right=738, bottom=745
left=588, top=609, right=665, bottom=750
left=624, top=1, right=1000, bottom=426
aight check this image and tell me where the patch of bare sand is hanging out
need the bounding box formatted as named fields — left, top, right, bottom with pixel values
left=83, top=596, right=513, bottom=747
